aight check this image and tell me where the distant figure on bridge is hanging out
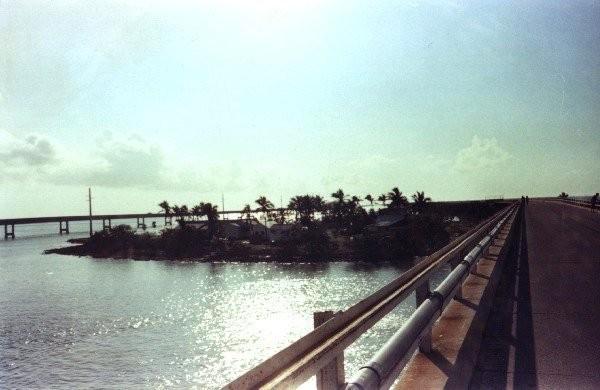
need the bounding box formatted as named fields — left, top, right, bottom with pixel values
left=591, top=193, right=598, bottom=212
left=526, top=196, right=529, bottom=204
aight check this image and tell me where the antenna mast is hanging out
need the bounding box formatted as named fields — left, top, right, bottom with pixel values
left=88, top=187, right=93, bottom=237
left=222, top=193, right=226, bottom=220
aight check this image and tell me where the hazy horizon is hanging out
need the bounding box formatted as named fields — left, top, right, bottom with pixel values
left=2, top=0, right=599, bottom=218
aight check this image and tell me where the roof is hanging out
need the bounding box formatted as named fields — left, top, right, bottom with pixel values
left=270, top=223, right=296, bottom=231
left=374, top=211, right=406, bottom=227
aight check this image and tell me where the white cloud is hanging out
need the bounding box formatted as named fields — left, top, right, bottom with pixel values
left=0, top=132, right=57, bottom=167
left=453, top=135, right=512, bottom=173
left=0, top=131, right=246, bottom=193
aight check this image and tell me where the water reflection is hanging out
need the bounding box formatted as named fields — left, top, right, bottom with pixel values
left=0, top=228, right=450, bottom=389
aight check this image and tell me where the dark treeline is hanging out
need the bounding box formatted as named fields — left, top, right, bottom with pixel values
left=50, top=188, right=505, bottom=263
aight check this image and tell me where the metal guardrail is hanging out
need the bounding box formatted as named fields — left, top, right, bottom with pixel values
left=225, top=202, right=518, bottom=389
left=345, top=210, right=514, bottom=389
left=555, top=197, right=595, bottom=208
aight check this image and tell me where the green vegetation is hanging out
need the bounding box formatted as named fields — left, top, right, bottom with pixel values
left=81, top=224, right=216, bottom=259
left=51, top=188, right=506, bottom=264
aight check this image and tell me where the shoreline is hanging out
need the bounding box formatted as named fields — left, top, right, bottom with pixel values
left=44, top=241, right=404, bottom=264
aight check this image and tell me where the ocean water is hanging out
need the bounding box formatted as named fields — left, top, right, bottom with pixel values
left=0, top=222, right=450, bottom=389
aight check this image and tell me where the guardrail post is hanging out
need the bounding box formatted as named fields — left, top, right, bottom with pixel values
left=314, top=311, right=344, bottom=390
left=415, top=280, right=432, bottom=353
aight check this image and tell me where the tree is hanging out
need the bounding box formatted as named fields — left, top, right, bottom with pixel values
left=411, top=191, right=432, bottom=213
left=241, top=204, right=253, bottom=221
left=365, top=194, right=374, bottom=206
left=273, top=208, right=289, bottom=224
left=171, top=205, right=182, bottom=220
left=558, top=192, right=569, bottom=199
left=255, top=196, right=274, bottom=218
left=377, top=194, right=387, bottom=207
left=180, top=205, right=189, bottom=215
left=331, top=189, right=345, bottom=204
left=199, top=202, right=219, bottom=239
left=288, top=195, right=324, bottom=226
left=158, top=201, right=171, bottom=215
left=191, top=204, right=202, bottom=220
left=312, top=195, right=325, bottom=213
left=330, top=189, right=347, bottom=223
left=388, top=187, right=408, bottom=208
left=255, top=196, right=274, bottom=239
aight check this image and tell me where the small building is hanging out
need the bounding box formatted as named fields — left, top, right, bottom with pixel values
left=373, top=209, right=407, bottom=228
left=184, top=220, right=209, bottom=230
left=217, top=218, right=270, bottom=241
left=219, top=221, right=243, bottom=240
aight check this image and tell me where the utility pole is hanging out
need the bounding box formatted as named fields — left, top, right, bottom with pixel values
left=222, top=193, right=226, bottom=220
left=88, top=187, right=93, bottom=237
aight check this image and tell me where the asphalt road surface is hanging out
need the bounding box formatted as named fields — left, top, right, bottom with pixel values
left=472, top=200, right=600, bottom=389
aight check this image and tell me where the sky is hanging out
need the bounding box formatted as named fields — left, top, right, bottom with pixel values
left=1, top=0, right=599, bottom=217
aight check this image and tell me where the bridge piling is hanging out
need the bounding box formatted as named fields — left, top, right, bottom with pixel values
left=136, top=217, right=146, bottom=229
left=4, top=224, right=15, bottom=239
left=314, top=311, right=345, bottom=390
left=59, top=220, right=69, bottom=235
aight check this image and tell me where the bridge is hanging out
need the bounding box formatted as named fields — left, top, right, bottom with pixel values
left=0, top=209, right=277, bottom=239
left=226, top=197, right=599, bottom=389
left=1, top=199, right=504, bottom=239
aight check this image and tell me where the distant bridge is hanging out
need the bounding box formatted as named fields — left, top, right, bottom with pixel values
left=0, top=209, right=273, bottom=239
left=0, top=199, right=512, bottom=239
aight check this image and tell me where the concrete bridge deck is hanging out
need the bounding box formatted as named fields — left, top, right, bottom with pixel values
left=472, top=200, right=600, bottom=388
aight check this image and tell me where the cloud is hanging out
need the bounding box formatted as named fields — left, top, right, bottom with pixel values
left=0, top=133, right=57, bottom=167
left=453, top=135, right=512, bottom=173
left=66, top=136, right=168, bottom=188
left=0, top=130, right=248, bottom=193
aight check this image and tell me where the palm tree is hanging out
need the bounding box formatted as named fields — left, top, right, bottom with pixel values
left=377, top=194, right=387, bottom=207
left=365, top=194, right=374, bottom=206
left=171, top=205, right=182, bottom=220
left=241, top=204, right=253, bottom=221
left=558, top=192, right=569, bottom=199
left=388, top=187, right=408, bottom=208
left=199, top=202, right=219, bottom=239
left=330, top=189, right=346, bottom=223
left=288, top=194, right=324, bottom=226
left=159, top=200, right=171, bottom=224
left=273, top=208, right=289, bottom=224
left=331, top=189, right=345, bottom=204
left=191, top=204, right=202, bottom=220
left=180, top=205, right=189, bottom=217
left=411, top=191, right=432, bottom=213
left=255, top=196, right=274, bottom=239
left=255, top=196, right=274, bottom=216
left=158, top=201, right=171, bottom=215
left=288, top=196, right=300, bottom=221
left=312, top=195, right=326, bottom=214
